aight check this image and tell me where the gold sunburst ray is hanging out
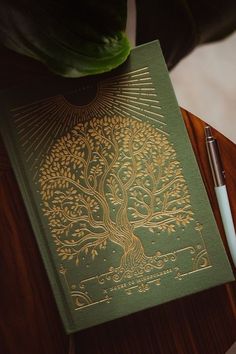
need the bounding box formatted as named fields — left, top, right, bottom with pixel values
left=102, top=67, right=149, bottom=81
left=54, top=120, right=65, bottom=139
left=103, top=88, right=157, bottom=98
left=139, top=77, right=152, bottom=81
left=62, top=106, right=74, bottom=132
left=24, top=116, right=57, bottom=155
left=68, top=107, right=76, bottom=128
left=110, top=78, right=150, bottom=85
left=91, top=101, right=107, bottom=116
left=112, top=78, right=151, bottom=86
left=101, top=74, right=151, bottom=89
left=103, top=86, right=154, bottom=93
left=26, top=151, right=34, bottom=163
left=13, top=100, right=58, bottom=122
left=33, top=156, right=46, bottom=180
left=96, top=97, right=112, bottom=111
left=104, top=92, right=162, bottom=113
left=94, top=103, right=113, bottom=117
left=110, top=81, right=153, bottom=88
left=143, top=109, right=165, bottom=119
left=140, top=87, right=156, bottom=91
left=117, top=91, right=156, bottom=98
left=100, top=94, right=165, bottom=126
left=112, top=105, right=167, bottom=134
left=139, top=93, right=158, bottom=98
left=33, top=170, right=38, bottom=182
left=102, top=91, right=159, bottom=105
left=16, top=103, right=64, bottom=140
left=103, top=75, right=150, bottom=85
left=11, top=95, right=59, bottom=112
left=103, top=95, right=158, bottom=120
left=14, top=102, right=58, bottom=129
left=113, top=108, right=143, bottom=123
left=113, top=93, right=140, bottom=100
left=117, top=82, right=153, bottom=87
left=150, top=105, right=161, bottom=110
left=139, top=97, right=160, bottom=103
left=43, top=103, right=72, bottom=142
left=23, top=101, right=69, bottom=158
left=16, top=98, right=65, bottom=128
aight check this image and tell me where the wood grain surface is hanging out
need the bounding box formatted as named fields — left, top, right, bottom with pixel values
left=0, top=45, right=235, bottom=354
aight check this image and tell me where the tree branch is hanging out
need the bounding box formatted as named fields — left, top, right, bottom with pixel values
left=98, top=126, right=119, bottom=195
left=154, top=176, right=185, bottom=196
left=132, top=217, right=177, bottom=229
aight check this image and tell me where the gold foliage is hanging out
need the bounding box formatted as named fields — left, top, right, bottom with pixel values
left=39, top=116, right=193, bottom=267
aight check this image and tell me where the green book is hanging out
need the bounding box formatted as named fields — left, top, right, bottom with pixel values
left=0, top=41, right=233, bottom=333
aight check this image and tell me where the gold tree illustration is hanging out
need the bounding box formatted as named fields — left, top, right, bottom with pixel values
left=39, top=116, right=193, bottom=274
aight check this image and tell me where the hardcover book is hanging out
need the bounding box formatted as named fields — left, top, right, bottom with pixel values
left=0, top=41, right=233, bottom=333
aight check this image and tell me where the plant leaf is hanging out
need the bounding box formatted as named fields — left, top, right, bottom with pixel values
left=0, top=1, right=131, bottom=77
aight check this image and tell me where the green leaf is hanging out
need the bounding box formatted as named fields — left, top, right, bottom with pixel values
left=0, top=1, right=131, bottom=77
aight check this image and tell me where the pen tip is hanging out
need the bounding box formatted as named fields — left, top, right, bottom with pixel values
left=205, top=126, right=213, bottom=140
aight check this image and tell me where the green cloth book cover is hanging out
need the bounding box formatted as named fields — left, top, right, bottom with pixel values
left=0, top=41, right=233, bottom=333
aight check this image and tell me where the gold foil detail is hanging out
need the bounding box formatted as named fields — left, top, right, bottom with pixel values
left=39, top=116, right=193, bottom=277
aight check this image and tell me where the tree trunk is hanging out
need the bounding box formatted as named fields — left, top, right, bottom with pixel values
left=110, top=228, right=145, bottom=270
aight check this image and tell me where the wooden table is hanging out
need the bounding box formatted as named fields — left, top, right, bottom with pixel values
left=0, top=46, right=235, bottom=354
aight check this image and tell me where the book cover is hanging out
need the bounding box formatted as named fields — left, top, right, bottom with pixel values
left=0, top=41, right=234, bottom=333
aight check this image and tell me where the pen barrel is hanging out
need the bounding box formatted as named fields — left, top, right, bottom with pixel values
left=206, top=139, right=225, bottom=187
left=215, top=185, right=236, bottom=267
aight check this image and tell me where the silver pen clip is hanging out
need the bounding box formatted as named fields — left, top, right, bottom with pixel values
left=205, top=126, right=225, bottom=187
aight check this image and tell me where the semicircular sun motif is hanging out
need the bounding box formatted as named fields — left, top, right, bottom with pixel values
left=12, top=67, right=167, bottom=181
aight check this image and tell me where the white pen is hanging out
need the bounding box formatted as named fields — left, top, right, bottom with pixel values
left=205, top=126, right=236, bottom=267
